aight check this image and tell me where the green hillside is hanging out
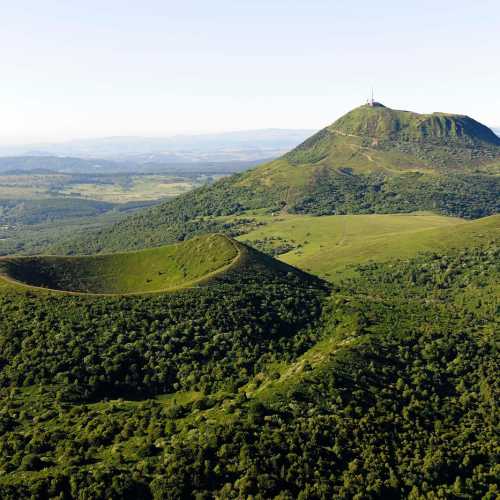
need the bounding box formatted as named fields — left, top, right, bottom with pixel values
left=0, top=234, right=241, bottom=294
left=0, top=242, right=328, bottom=401
left=232, top=103, right=500, bottom=214
left=48, top=103, right=500, bottom=255
left=238, top=213, right=500, bottom=279
left=285, top=102, right=500, bottom=171
left=0, top=240, right=497, bottom=498
left=0, top=104, right=498, bottom=498
left=0, top=233, right=321, bottom=295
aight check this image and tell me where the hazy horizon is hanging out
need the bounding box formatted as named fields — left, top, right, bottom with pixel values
left=0, top=128, right=316, bottom=147
left=2, top=1, right=499, bottom=143
left=2, top=122, right=499, bottom=150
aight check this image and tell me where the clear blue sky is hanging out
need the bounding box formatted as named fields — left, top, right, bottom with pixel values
left=1, top=0, right=499, bottom=143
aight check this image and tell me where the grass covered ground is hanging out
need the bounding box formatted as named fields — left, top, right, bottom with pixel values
left=0, top=233, right=239, bottom=294
left=58, top=175, right=199, bottom=203
left=236, top=213, right=499, bottom=280
left=0, top=174, right=201, bottom=202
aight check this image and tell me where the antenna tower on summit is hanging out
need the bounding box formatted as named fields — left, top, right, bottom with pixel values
left=368, top=88, right=375, bottom=106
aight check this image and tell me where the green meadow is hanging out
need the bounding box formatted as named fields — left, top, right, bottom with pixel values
left=236, top=213, right=499, bottom=279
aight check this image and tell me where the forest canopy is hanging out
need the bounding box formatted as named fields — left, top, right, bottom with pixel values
left=0, top=241, right=498, bottom=499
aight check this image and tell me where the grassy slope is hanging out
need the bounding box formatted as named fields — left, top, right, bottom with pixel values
left=237, top=213, right=500, bottom=279
left=240, top=104, right=500, bottom=184
left=0, top=234, right=239, bottom=294
left=230, top=104, right=500, bottom=212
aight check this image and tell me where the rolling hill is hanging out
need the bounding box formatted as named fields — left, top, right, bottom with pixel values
left=0, top=233, right=319, bottom=294
left=50, top=103, right=500, bottom=255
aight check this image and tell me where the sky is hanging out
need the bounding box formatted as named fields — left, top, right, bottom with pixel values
left=1, top=0, right=499, bottom=144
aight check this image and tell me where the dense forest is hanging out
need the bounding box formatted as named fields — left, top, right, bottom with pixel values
left=0, top=241, right=497, bottom=498
left=0, top=245, right=327, bottom=400
left=0, top=198, right=161, bottom=226
left=49, top=170, right=500, bottom=255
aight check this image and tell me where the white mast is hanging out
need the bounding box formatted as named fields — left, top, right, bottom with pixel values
left=369, top=88, right=374, bottom=106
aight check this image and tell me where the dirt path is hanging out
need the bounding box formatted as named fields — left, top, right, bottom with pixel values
left=250, top=336, right=357, bottom=396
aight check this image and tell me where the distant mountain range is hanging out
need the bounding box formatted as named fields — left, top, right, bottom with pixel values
left=0, top=129, right=315, bottom=163
left=0, top=156, right=269, bottom=175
